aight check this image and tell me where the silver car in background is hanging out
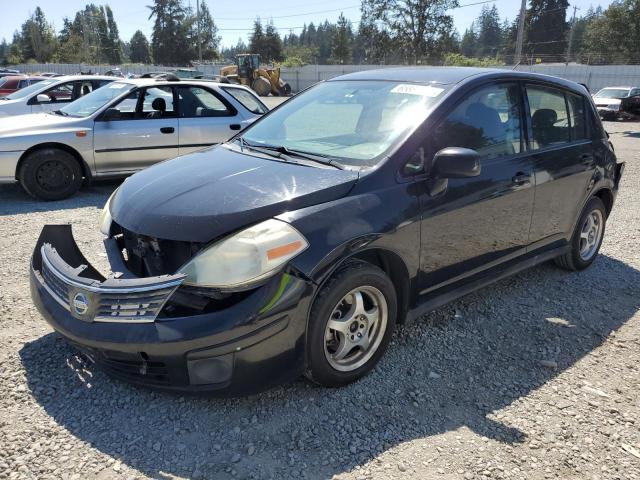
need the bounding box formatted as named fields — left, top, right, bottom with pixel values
left=0, top=75, right=115, bottom=116
left=0, top=78, right=269, bottom=200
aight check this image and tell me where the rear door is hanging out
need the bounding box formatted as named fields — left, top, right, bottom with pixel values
left=525, top=84, right=595, bottom=248
left=93, top=86, right=180, bottom=174
left=417, top=81, right=536, bottom=291
left=176, top=85, right=243, bottom=155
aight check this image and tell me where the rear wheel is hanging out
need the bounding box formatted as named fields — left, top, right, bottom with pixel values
left=554, top=196, right=606, bottom=271
left=19, top=148, right=83, bottom=201
left=305, top=260, right=397, bottom=387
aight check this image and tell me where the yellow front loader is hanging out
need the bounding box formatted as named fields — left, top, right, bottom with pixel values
left=219, top=54, right=291, bottom=97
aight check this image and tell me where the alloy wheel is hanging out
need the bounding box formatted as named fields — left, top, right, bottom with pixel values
left=579, top=208, right=604, bottom=261
left=324, top=286, right=388, bottom=372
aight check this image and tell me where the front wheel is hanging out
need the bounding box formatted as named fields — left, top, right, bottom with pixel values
left=19, top=148, right=83, bottom=201
left=554, top=196, right=606, bottom=271
left=305, top=260, right=397, bottom=387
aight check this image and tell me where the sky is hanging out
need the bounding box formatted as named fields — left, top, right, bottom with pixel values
left=0, top=0, right=615, bottom=50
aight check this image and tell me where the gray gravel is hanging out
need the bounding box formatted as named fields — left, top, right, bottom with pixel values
left=1, top=121, right=639, bottom=480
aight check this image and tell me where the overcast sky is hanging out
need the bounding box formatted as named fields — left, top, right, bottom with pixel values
left=0, top=0, right=614, bottom=50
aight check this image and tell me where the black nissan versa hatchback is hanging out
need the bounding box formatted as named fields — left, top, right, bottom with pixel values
left=31, top=67, right=624, bottom=394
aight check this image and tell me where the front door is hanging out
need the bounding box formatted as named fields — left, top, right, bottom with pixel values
left=176, top=85, right=244, bottom=155
left=94, top=86, right=179, bottom=174
left=418, top=82, right=536, bottom=293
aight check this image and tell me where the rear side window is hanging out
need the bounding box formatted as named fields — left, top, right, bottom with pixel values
left=567, top=93, right=587, bottom=141
left=177, top=86, right=233, bottom=117
left=222, top=87, right=268, bottom=114
left=526, top=86, right=570, bottom=149
left=432, top=83, right=522, bottom=160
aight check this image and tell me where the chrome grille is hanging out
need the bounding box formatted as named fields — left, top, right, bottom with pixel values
left=39, top=244, right=184, bottom=323
left=95, top=288, right=179, bottom=322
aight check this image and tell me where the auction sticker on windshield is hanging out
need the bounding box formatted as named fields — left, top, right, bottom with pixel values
left=391, top=84, right=444, bottom=97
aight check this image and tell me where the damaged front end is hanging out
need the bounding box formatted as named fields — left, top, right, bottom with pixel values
left=32, top=225, right=186, bottom=323
left=30, top=225, right=314, bottom=393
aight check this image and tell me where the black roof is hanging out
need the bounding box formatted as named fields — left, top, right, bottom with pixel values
left=330, top=67, right=503, bottom=85
left=329, top=66, right=588, bottom=95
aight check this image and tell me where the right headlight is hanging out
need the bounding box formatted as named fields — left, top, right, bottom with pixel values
left=178, top=218, right=309, bottom=289
left=607, top=104, right=620, bottom=110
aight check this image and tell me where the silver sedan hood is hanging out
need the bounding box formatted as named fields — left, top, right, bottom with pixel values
left=0, top=113, right=82, bottom=138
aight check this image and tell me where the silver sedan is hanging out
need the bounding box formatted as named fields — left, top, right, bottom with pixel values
left=0, top=78, right=268, bottom=200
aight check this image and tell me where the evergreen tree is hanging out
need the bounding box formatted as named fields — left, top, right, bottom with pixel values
left=0, top=39, right=8, bottom=65
left=460, top=24, right=477, bottom=57
left=129, top=30, right=152, bottom=63
left=105, top=5, right=123, bottom=64
left=196, top=1, right=221, bottom=61
left=264, top=20, right=283, bottom=62
left=20, top=7, right=57, bottom=62
left=330, top=13, right=353, bottom=64
left=524, top=0, right=570, bottom=59
left=475, top=5, right=502, bottom=58
left=249, top=18, right=265, bottom=57
left=148, top=0, right=193, bottom=65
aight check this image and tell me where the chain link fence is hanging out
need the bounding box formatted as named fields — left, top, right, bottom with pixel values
left=8, top=62, right=640, bottom=94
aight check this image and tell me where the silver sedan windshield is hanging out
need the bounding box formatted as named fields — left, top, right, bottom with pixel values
left=60, top=82, right=134, bottom=117
left=240, top=80, right=448, bottom=167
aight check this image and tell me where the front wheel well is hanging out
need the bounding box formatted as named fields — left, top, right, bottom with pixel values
left=16, top=143, right=91, bottom=181
left=350, top=249, right=411, bottom=324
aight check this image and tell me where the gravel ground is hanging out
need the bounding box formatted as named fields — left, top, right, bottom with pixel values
left=0, top=121, right=639, bottom=480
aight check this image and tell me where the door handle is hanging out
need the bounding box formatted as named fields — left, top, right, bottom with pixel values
left=229, top=124, right=242, bottom=131
left=160, top=127, right=175, bottom=134
left=512, top=172, right=531, bottom=186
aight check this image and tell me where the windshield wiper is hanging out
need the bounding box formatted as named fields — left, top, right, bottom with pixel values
left=51, top=110, right=69, bottom=116
left=235, top=138, right=344, bottom=170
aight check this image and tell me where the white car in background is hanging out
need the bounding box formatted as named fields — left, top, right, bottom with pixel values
left=0, top=75, right=115, bottom=117
left=592, top=86, right=640, bottom=120
left=0, top=77, right=269, bottom=200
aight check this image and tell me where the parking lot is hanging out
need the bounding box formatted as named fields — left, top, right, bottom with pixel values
left=0, top=120, right=638, bottom=480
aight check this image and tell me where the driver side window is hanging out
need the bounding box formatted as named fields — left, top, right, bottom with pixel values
left=433, top=83, right=523, bottom=160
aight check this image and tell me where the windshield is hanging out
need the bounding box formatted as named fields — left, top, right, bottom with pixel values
left=240, top=80, right=447, bottom=167
left=59, top=82, right=133, bottom=117
left=4, top=79, right=57, bottom=100
left=594, top=88, right=630, bottom=99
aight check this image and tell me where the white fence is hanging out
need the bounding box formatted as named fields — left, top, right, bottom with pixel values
left=10, top=62, right=640, bottom=93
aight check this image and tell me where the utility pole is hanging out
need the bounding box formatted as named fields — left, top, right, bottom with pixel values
left=565, top=5, right=579, bottom=65
left=515, top=0, right=527, bottom=65
left=196, top=0, right=202, bottom=63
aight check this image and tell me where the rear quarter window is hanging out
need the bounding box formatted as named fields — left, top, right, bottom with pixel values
left=222, top=87, right=268, bottom=114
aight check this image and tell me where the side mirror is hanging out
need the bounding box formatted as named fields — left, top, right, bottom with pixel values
left=36, top=94, right=52, bottom=103
left=102, top=108, right=121, bottom=121
left=432, top=147, right=481, bottom=178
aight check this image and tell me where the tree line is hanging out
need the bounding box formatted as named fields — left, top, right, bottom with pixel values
left=1, top=0, right=639, bottom=67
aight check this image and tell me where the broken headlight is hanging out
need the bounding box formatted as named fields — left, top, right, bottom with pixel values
left=178, top=219, right=308, bottom=290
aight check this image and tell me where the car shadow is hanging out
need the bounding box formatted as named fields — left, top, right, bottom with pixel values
left=20, top=254, right=640, bottom=479
left=0, top=180, right=121, bottom=216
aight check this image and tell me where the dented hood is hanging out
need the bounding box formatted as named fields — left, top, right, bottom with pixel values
left=110, top=145, right=359, bottom=243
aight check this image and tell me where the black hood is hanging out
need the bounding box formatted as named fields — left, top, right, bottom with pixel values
left=110, top=145, right=359, bottom=242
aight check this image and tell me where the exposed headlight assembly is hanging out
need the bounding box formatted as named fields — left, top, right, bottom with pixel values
left=99, top=189, right=118, bottom=235
left=607, top=104, right=620, bottom=110
left=178, top=219, right=308, bottom=289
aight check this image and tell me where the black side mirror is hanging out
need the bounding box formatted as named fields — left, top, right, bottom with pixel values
left=102, top=108, right=121, bottom=121
left=432, top=147, right=481, bottom=178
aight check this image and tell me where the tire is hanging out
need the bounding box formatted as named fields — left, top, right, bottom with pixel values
left=251, top=77, right=272, bottom=97
left=19, top=148, right=84, bottom=201
left=305, top=260, right=397, bottom=387
left=554, top=196, right=606, bottom=271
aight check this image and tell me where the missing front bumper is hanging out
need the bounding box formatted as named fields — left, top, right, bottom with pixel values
left=32, top=225, right=185, bottom=323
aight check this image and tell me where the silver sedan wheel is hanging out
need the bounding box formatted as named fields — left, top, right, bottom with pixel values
left=579, top=208, right=604, bottom=261
left=324, top=286, right=388, bottom=372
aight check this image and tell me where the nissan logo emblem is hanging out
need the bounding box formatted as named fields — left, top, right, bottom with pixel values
left=72, top=292, right=89, bottom=315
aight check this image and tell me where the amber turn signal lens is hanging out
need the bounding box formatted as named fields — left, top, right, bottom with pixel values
left=267, top=241, right=303, bottom=260
left=75, top=131, right=87, bottom=137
